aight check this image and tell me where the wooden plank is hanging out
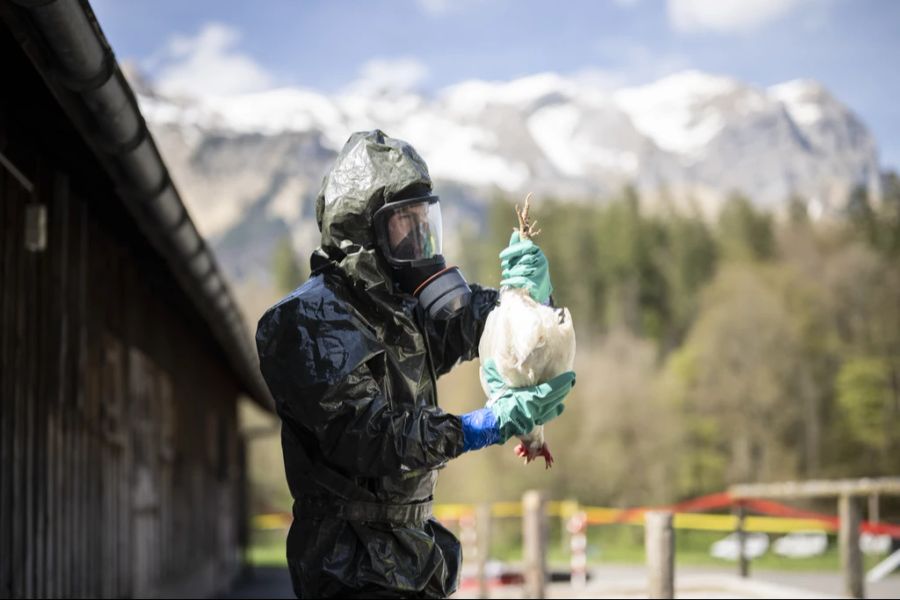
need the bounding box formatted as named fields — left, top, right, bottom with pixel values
left=112, top=303, right=127, bottom=599
left=47, top=409, right=60, bottom=600
left=101, top=222, right=116, bottom=597
left=33, top=164, right=49, bottom=600
left=1, top=167, right=8, bottom=596
left=76, top=199, right=89, bottom=598
left=111, top=332, right=125, bottom=599
left=730, top=477, right=900, bottom=499
left=100, top=333, right=111, bottom=599
left=64, top=189, right=81, bottom=597
left=61, top=190, right=72, bottom=598
left=119, top=268, right=133, bottom=599
left=62, top=195, right=74, bottom=598
left=23, top=178, right=38, bottom=600
left=236, top=436, right=248, bottom=562
left=0, top=165, right=15, bottom=599
left=87, top=214, right=102, bottom=598
left=160, top=371, right=174, bottom=585
left=12, top=163, right=26, bottom=599
left=85, top=220, right=96, bottom=599
left=101, top=337, right=110, bottom=599
left=645, top=511, right=675, bottom=599
left=49, top=170, right=70, bottom=600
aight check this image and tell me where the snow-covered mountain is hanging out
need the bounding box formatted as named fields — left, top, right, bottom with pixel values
left=133, top=68, right=882, bottom=284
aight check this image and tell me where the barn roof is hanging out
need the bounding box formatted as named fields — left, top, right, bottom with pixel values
left=2, top=0, right=274, bottom=411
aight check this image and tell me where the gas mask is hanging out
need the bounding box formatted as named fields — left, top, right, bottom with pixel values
left=373, top=194, right=471, bottom=319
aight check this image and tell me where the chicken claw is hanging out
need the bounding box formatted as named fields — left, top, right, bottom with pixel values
left=514, top=441, right=554, bottom=469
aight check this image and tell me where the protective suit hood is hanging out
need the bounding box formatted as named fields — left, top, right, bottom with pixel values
left=314, top=129, right=433, bottom=292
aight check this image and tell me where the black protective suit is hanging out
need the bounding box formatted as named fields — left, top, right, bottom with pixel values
left=256, top=130, right=498, bottom=598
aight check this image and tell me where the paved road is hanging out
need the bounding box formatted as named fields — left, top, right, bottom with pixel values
left=221, top=563, right=900, bottom=599
left=219, top=567, right=294, bottom=599
left=575, top=564, right=900, bottom=599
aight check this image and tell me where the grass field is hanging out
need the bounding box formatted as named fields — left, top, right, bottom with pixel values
left=247, top=522, right=889, bottom=572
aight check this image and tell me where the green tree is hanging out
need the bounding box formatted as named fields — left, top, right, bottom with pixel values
left=787, top=194, right=809, bottom=226
left=851, top=173, right=900, bottom=257
left=271, top=236, right=305, bottom=295
left=662, top=265, right=812, bottom=496
left=836, top=358, right=896, bottom=453
left=656, top=215, right=718, bottom=348
left=846, top=184, right=880, bottom=249
left=878, top=171, right=900, bottom=256
left=717, top=194, right=775, bottom=261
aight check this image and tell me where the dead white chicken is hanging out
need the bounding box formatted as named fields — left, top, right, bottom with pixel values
left=478, top=196, right=576, bottom=468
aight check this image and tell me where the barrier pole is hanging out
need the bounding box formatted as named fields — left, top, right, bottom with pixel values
left=476, top=503, right=491, bottom=599
left=645, top=511, right=674, bottom=599
left=522, top=491, right=547, bottom=599
left=568, top=510, right=588, bottom=588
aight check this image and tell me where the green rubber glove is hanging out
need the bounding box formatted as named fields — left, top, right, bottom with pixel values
left=499, top=231, right=553, bottom=304
left=482, top=359, right=575, bottom=442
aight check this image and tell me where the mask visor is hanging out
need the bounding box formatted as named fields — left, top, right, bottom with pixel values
left=375, top=196, right=442, bottom=263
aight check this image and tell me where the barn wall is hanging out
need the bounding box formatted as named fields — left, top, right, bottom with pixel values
left=0, top=60, right=248, bottom=600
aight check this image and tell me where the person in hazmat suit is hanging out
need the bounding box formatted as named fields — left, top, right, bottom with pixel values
left=255, top=130, right=575, bottom=598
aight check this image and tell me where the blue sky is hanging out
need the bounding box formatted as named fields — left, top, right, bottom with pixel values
left=91, top=0, right=900, bottom=170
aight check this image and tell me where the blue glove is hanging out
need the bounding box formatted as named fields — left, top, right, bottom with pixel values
left=460, top=407, right=502, bottom=452
left=500, top=231, right=553, bottom=304
left=460, top=359, right=575, bottom=452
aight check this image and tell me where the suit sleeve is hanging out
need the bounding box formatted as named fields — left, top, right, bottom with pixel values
left=280, top=362, right=465, bottom=476
left=256, top=293, right=466, bottom=477
left=424, top=284, right=498, bottom=376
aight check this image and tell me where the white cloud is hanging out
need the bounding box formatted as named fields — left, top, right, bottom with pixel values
left=151, top=22, right=274, bottom=97
left=591, top=39, right=691, bottom=85
left=668, top=0, right=801, bottom=33
left=345, top=57, right=429, bottom=96
left=571, top=68, right=629, bottom=92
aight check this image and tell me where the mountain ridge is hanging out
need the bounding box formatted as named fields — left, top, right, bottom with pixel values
left=131, top=67, right=882, bottom=284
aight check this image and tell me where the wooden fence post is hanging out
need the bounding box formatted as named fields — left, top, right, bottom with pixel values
left=735, top=504, right=749, bottom=578
left=868, top=493, right=879, bottom=524
left=476, top=503, right=492, bottom=600
left=645, top=511, right=674, bottom=599
left=839, top=494, right=864, bottom=599
left=522, top=491, right=546, bottom=599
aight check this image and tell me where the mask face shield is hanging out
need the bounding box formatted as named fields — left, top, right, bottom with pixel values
left=374, top=196, right=442, bottom=265
left=374, top=194, right=471, bottom=318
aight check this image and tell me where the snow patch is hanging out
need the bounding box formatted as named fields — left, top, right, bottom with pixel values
left=769, top=80, right=828, bottom=125
left=440, top=72, right=574, bottom=115
left=527, top=103, right=585, bottom=177
left=614, top=70, right=737, bottom=154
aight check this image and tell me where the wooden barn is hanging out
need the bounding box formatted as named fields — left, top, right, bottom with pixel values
left=0, top=0, right=274, bottom=597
